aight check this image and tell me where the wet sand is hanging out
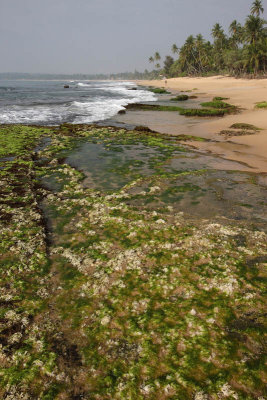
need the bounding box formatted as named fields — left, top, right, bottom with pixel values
left=131, top=76, right=267, bottom=173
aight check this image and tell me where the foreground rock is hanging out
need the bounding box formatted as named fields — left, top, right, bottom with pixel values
left=0, top=124, right=266, bottom=399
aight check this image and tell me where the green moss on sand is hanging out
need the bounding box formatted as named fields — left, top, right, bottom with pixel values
left=148, top=87, right=170, bottom=94
left=180, top=108, right=225, bottom=117
left=255, top=101, right=267, bottom=109
left=230, top=123, right=260, bottom=131
left=201, top=100, right=237, bottom=113
left=170, top=95, right=189, bottom=101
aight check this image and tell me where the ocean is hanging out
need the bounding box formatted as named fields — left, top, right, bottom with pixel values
left=0, top=80, right=156, bottom=125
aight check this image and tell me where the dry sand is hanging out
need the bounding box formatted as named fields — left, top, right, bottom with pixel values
left=136, top=76, right=267, bottom=173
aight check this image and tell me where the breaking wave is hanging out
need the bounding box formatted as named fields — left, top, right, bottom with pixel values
left=0, top=81, right=156, bottom=125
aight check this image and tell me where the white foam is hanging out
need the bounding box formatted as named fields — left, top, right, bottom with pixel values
left=0, top=81, right=157, bottom=124
left=77, top=82, right=91, bottom=87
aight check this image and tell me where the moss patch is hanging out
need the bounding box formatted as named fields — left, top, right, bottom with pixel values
left=170, top=95, right=189, bottom=101
left=179, top=108, right=225, bottom=117
left=0, top=123, right=266, bottom=399
left=255, top=101, right=267, bottom=109
left=200, top=100, right=238, bottom=114
left=230, top=123, right=260, bottom=131
left=148, top=88, right=170, bottom=94
left=213, top=96, right=229, bottom=101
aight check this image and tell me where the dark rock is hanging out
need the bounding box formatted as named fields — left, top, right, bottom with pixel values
left=135, top=126, right=155, bottom=133
left=64, top=85, right=70, bottom=88
left=118, top=109, right=126, bottom=114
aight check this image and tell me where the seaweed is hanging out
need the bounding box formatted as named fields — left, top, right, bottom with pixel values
left=230, top=123, right=260, bottom=131
left=148, top=88, right=170, bottom=94
left=170, top=95, right=189, bottom=101
left=255, top=101, right=267, bottom=109
left=0, top=123, right=266, bottom=399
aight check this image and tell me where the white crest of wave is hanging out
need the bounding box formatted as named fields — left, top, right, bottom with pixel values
left=0, top=81, right=157, bottom=124
left=0, top=105, right=65, bottom=124
left=71, top=88, right=156, bottom=124
left=77, top=82, right=91, bottom=87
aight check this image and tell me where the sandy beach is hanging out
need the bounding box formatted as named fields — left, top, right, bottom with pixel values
left=135, top=76, right=267, bottom=173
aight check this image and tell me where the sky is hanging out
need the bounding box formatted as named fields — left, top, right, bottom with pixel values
left=0, top=0, right=266, bottom=74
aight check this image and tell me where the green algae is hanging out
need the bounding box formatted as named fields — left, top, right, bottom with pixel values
left=213, top=96, right=229, bottom=101
left=148, top=88, right=170, bottom=94
left=0, top=124, right=266, bottom=399
left=170, top=95, right=189, bottom=101
left=200, top=100, right=238, bottom=113
left=230, top=123, right=260, bottom=130
left=179, top=108, right=225, bottom=117
left=255, top=101, right=267, bottom=109
left=0, top=125, right=51, bottom=158
left=126, top=103, right=182, bottom=112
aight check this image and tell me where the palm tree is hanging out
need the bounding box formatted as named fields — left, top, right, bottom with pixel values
left=154, top=52, right=161, bottom=62
left=212, top=23, right=227, bottom=50
left=146, top=0, right=267, bottom=77
left=212, top=23, right=224, bottom=40
left=178, top=35, right=199, bottom=74
left=195, top=34, right=205, bottom=72
left=229, top=20, right=239, bottom=35
left=229, top=20, right=244, bottom=48
left=251, top=0, right=264, bottom=17
left=244, top=15, right=265, bottom=45
left=172, top=44, right=179, bottom=55
left=148, top=56, right=154, bottom=64
left=164, top=56, right=174, bottom=75
left=212, top=23, right=227, bottom=70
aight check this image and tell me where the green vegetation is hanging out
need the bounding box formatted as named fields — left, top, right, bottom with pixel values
left=220, top=122, right=261, bottom=136
left=1, top=124, right=266, bottom=399
left=148, top=0, right=267, bottom=78
left=148, top=87, right=170, bottom=94
left=220, top=129, right=256, bottom=137
left=126, top=103, right=182, bottom=112
left=126, top=98, right=238, bottom=116
left=255, top=101, right=267, bottom=108
left=180, top=108, right=225, bottom=117
left=230, top=122, right=260, bottom=130
left=170, top=95, right=189, bottom=101
left=0, top=125, right=51, bottom=157
left=213, top=96, right=230, bottom=101
left=200, top=100, right=238, bottom=113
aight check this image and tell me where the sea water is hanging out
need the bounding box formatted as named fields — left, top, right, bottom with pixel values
left=0, top=80, right=155, bottom=125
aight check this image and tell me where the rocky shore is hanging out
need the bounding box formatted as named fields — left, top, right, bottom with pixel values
left=0, top=124, right=266, bottom=399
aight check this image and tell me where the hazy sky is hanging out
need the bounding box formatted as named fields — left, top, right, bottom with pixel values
left=0, top=0, right=266, bottom=74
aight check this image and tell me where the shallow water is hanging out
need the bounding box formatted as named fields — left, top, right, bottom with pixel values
left=44, top=133, right=267, bottom=228
left=65, top=141, right=169, bottom=191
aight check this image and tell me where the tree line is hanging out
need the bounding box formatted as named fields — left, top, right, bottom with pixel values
left=149, top=0, right=267, bottom=78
